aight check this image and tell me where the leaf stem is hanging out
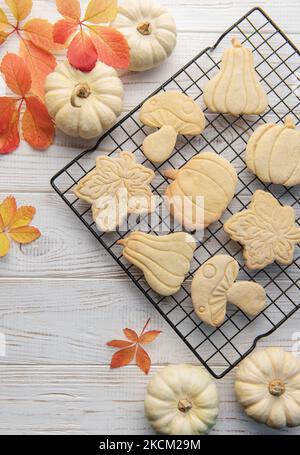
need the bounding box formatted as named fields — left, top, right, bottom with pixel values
left=140, top=318, right=151, bottom=337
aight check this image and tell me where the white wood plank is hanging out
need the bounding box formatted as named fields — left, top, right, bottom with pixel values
left=0, top=365, right=299, bottom=435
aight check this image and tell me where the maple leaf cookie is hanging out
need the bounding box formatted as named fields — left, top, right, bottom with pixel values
left=224, top=190, right=300, bottom=270
left=74, top=152, right=155, bottom=232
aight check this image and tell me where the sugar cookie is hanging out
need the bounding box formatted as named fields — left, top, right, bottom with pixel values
left=191, top=255, right=266, bottom=327
left=74, top=152, right=155, bottom=232
left=204, top=38, right=268, bottom=115
left=140, top=91, right=205, bottom=164
left=164, top=152, right=238, bottom=230
left=224, top=190, right=300, bottom=270
left=118, top=232, right=196, bottom=296
left=246, top=117, right=300, bottom=186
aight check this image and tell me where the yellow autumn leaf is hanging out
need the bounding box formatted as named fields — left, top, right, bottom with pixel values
left=84, top=0, right=117, bottom=24
left=5, top=0, right=32, bottom=22
left=9, top=205, right=36, bottom=229
left=0, top=8, right=10, bottom=31
left=0, top=232, right=10, bottom=257
left=10, top=225, right=41, bottom=243
left=0, top=195, right=17, bottom=226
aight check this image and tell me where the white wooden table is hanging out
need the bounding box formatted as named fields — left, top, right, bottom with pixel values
left=0, top=0, right=300, bottom=435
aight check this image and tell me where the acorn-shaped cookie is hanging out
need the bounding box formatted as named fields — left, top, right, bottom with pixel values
left=246, top=116, right=300, bottom=186
left=118, top=232, right=196, bottom=296
left=164, top=152, right=238, bottom=230
left=204, top=38, right=268, bottom=115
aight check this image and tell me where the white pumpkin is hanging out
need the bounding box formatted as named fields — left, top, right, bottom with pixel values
left=144, top=364, right=219, bottom=435
left=235, top=348, right=300, bottom=429
left=44, top=61, right=124, bottom=139
left=111, top=0, right=177, bottom=72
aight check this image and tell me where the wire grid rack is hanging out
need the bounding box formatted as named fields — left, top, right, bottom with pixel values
left=51, top=7, right=300, bottom=378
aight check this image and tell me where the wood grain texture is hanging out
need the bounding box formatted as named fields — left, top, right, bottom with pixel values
left=0, top=0, right=299, bottom=435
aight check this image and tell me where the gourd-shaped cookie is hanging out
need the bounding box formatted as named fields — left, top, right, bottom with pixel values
left=118, top=232, right=196, bottom=296
left=224, top=190, right=300, bottom=270
left=74, top=152, right=154, bottom=232
left=164, top=152, right=238, bottom=230
left=191, top=255, right=266, bottom=327
left=204, top=38, right=268, bottom=115
left=246, top=117, right=300, bottom=186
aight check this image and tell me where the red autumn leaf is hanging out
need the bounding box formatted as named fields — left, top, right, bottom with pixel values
left=53, top=18, right=78, bottom=45
left=110, top=346, right=136, bottom=369
left=139, top=330, right=162, bottom=345
left=0, top=109, right=20, bottom=154
left=123, top=328, right=139, bottom=342
left=19, top=39, right=56, bottom=100
left=84, top=0, right=117, bottom=24
left=0, top=97, right=17, bottom=134
left=5, top=0, right=32, bottom=22
left=106, top=340, right=134, bottom=348
left=22, top=96, right=54, bottom=149
left=67, top=30, right=98, bottom=72
left=136, top=345, right=151, bottom=375
left=22, top=18, right=60, bottom=52
left=0, top=53, right=31, bottom=96
left=56, top=0, right=81, bottom=21
left=89, top=26, right=130, bottom=69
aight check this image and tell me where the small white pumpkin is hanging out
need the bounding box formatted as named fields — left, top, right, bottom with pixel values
left=235, top=348, right=300, bottom=429
left=112, top=0, right=177, bottom=72
left=44, top=61, right=124, bottom=139
left=145, top=364, right=219, bottom=435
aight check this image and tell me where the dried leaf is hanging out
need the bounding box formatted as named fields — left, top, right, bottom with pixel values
left=106, top=340, right=134, bottom=348
left=0, top=110, right=20, bottom=154
left=22, top=96, right=55, bottom=149
left=0, top=53, right=31, bottom=96
left=9, top=225, right=41, bottom=243
left=0, top=233, right=10, bottom=257
left=136, top=346, right=151, bottom=375
left=110, top=346, right=136, bottom=369
left=22, top=18, right=59, bottom=52
left=9, top=206, right=35, bottom=229
left=5, top=0, right=32, bottom=22
left=0, top=196, right=17, bottom=226
left=0, top=8, right=10, bottom=31
left=123, top=328, right=138, bottom=342
left=56, top=0, right=81, bottom=21
left=84, top=0, right=117, bottom=24
left=89, top=25, right=130, bottom=69
left=19, top=39, right=56, bottom=100
left=53, top=18, right=78, bottom=45
left=67, top=30, right=98, bottom=72
left=0, top=97, right=17, bottom=134
left=139, top=331, right=162, bottom=345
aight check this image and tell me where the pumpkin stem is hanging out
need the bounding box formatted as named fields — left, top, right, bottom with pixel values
left=137, top=22, right=152, bottom=36
left=164, top=168, right=179, bottom=180
left=117, top=238, right=128, bottom=247
left=284, top=116, right=296, bottom=129
left=178, top=399, right=192, bottom=413
left=71, top=83, right=91, bottom=108
left=232, top=37, right=242, bottom=48
left=269, top=379, right=285, bottom=397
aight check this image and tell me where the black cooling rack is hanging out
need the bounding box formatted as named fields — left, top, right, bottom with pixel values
left=51, top=7, right=300, bottom=379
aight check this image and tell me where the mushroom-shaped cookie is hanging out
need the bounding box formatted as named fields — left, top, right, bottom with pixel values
left=191, top=255, right=266, bottom=327
left=118, top=232, right=196, bottom=296
left=140, top=92, right=206, bottom=164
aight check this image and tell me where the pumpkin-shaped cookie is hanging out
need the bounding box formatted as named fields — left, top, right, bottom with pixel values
left=246, top=117, right=300, bottom=186
left=118, top=232, right=196, bottom=296
left=204, top=38, right=268, bottom=116
left=164, top=152, right=238, bottom=230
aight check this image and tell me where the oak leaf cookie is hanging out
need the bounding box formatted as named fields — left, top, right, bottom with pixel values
left=191, top=255, right=266, bottom=327
left=164, top=152, right=238, bottom=230
left=224, top=190, right=300, bottom=270
left=74, top=152, right=155, bottom=232
left=204, top=38, right=268, bottom=115
left=118, top=232, right=196, bottom=296
left=246, top=117, right=300, bottom=186
left=140, top=91, right=206, bottom=164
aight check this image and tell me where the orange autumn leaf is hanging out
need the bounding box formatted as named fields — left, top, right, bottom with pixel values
left=19, top=39, right=56, bottom=100
left=0, top=196, right=40, bottom=257
left=84, top=0, right=117, bottom=24
left=22, top=18, right=61, bottom=52
left=53, top=0, right=129, bottom=71
left=0, top=109, right=20, bottom=154
left=22, top=96, right=54, bottom=149
left=5, top=0, right=32, bottom=22
left=106, top=318, right=161, bottom=375
left=0, top=97, right=17, bottom=134
left=0, top=53, right=31, bottom=96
